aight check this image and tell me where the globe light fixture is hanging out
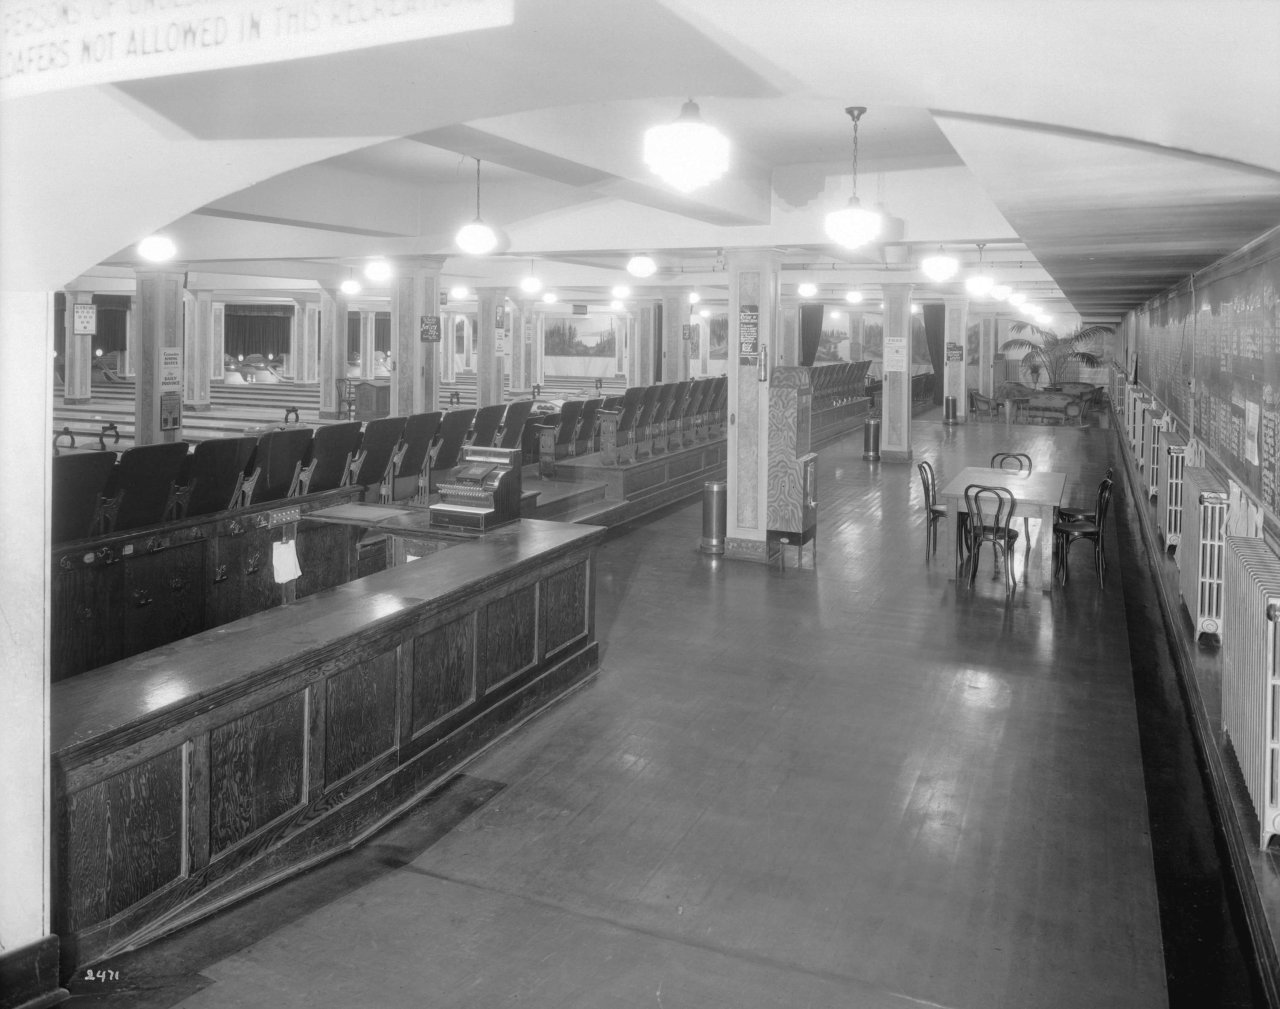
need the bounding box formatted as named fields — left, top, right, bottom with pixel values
left=990, top=284, right=1012, bottom=302
left=797, top=282, right=818, bottom=298
left=542, top=291, right=558, bottom=304
left=449, top=285, right=470, bottom=301
left=1036, top=313, right=1053, bottom=326
left=340, top=278, right=361, bottom=296
left=688, top=291, right=701, bottom=304
left=921, top=247, right=959, bottom=282
left=964, top=243, right=995, bottom=296
left=699, top=309, right=711, bottom=318
left=831, top=310, right=843, bottom=319
left=610, top=299, right=625, bottom=311
left=643, top=99, right=730, bottom=193
left=455, top=158, right=498, bottom=256
left=845, top=290, right=864, bottom=304
left=364, top=259, right=392, bottom=283
left=627, top=255, right=658, bottom=278
left=519, top=261, right=543, bottom=295
left=611, top=284, right=632, bottom=299
left=824, top=107, right=883, bottom=250
left=910, top=303, right=921, bottom=314
left=137, top=235, right=176, bottom=262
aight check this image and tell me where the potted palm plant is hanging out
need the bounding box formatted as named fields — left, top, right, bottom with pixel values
left=1000, top=322, right=1111, bottom=389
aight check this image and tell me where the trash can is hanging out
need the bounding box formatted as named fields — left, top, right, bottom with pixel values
left=700, top=480, right=726, bottom=555
left=943, top=395, right=958, bottom=426
left=862, top=418, right=881, bottom=462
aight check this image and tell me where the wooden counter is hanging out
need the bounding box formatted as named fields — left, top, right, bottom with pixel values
left=52, top=519, right=605, bottom=970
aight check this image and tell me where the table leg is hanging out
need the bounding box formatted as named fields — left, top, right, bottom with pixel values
left=947, top=500, right=962, bottom=580
left=1036, top=503, right=1055, bottom=591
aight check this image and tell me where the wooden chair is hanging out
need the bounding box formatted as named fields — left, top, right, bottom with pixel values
left=1054, top=478, right=1114, bottom=588
left=970, top=389, right=1003, bottom=421
left=991, top=453, right=1033, bottom=538
left=917, top=460, right=948, bottom=560
left=964, top=484, right=1020, bottom=593
left=1059, top=467, right=1114, bottom=523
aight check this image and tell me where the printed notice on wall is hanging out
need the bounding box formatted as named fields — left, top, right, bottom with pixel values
left=738, top=304, right=759, bottom=360
left=884, top=335, right=908, bottom=372
left=1, top=0, right=514, bottom=99
left=1246, top=399, right=1261, bottom=465
left=945, top=341, right=963, bottom=363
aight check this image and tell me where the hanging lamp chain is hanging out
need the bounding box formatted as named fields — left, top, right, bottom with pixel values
left=845, top=106, right=866, bottom=201
left=474, top=157, right=482, bottom=220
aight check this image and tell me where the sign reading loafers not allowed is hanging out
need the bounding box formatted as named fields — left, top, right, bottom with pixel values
left=0, top=0, right=514, bottom=98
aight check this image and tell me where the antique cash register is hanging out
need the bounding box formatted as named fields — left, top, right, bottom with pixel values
left=428, top=446, right=523, bottom=532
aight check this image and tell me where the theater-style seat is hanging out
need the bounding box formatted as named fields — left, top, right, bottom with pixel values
left=574, top=398, right=602, bottom=455
left=350, top=416, right=406, bottom=490
left=389, top=411, right=443, bottom=501
left=300, top=422, right=363, bottom=494
left=52, top=451, right=119, bottom=543
left=110, top=442, right=192, bottom=531
left=181, top=436, right=257, bottom=518
left=430, top=408, right=476, bottom=477
left=496, top=400, right=534, bottom=450
left=632, top=385, right=663, bottom=458
left=249, top=427, right=314, bottom=504
left=469, top=404, right=507, bottom=449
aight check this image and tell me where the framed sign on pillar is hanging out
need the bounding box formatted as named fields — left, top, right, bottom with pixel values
left=879, top=284, right=914, bottom=462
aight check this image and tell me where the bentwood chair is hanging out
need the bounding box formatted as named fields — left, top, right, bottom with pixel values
left=991, top=452, right=1033, bottom=538
left=964, top=484, right=1020, bottom=593
left=1054, top=477, right=1114, bottom=588
left=917, top=460, right=948, bottom=560
left=1059, top=467, right=1114, bottom=523
left=970, top=390, right=1004, bottom=421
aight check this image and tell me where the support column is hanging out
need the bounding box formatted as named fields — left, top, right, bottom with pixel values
left=943, top=294, right=969, bottom=422
left=724, top=250, right=783, bottom=562
left=391, top=257, right=444, bottom=415
left=122, top=296, right=135, bottom=377
left=212, top=301, right=225, bottom=380
left=63, top=289, right=93, bottom=404
left=615, top=312, right=628, bottom=382
left=295, top=300, right=319, bottom=385
left=700, top=311, right=711, bottom=376
left=880, top=283, right=914, bottom=463
left=477, top=289, right=504, bottom=407
left=284, top=302, right=300, bottom=380
left=358, top=310, right=376, bottom=379
left=534, top=312, right=546, bottom=386
left=318, top=288, right=348, bottom=419
left=134, top=266, right=187, bottom=445
left=184, top=289, right=213, bottom=411
left=510, top=303, right=529, bottom=392
left=442, top=315, right=457, bottom=383
left=979, top=314, right=996, bottom=396
left=779, top=298, right=801, bottom=367
left=661, top=290, right=687, bottom=383
left=635, top=302, right=655, bottom=387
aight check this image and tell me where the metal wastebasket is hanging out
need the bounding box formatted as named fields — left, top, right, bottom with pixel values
left=862, top=418, right=881, bottom=461
left=700, top=480, right=726, bottom=554
left=943, top=395, right=958, bottom=425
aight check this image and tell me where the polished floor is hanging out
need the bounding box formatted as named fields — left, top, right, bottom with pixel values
left=63, top=418, right=1262, bottom=1009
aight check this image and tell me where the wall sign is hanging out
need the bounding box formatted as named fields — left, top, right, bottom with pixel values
left=738, top=304, right=759, bottom=359
left=945, top=341, right=964, bottom=363
left=420, top=315, right=441, bottom=342
left=884, top=335, right=908, bottom=372
left=72, top=304, right=97, bottom=335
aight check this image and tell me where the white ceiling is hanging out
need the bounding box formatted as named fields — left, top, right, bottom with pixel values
left=3, top=0, right=1279, bottom=323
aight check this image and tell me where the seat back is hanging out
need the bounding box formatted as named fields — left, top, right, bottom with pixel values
left=575, top=398, right=603, bottom=453
left=432, top=408, right=476, bottom=471
left=112, top=441, right=193, bottom=530
left=965, top=484, right=1017, bottom=538
left=305, top=422, right=363, bottom=493
left=397, top=411, right=444, bottom=479
left=635, top=385, right=661, bottom=429
left=683, top=380, right=710, bottom=419
left=666, top=382, right=691, bottom=423
left=649, top=383, right=676, bottom=427
left=1094, top=478, right=1115, bottom=532
left=555, top=400, right=584, bottom=447
left=52, top=451, right=118, bottom=543
left=991, top=451, right=1032, bottom=473
left=252, top=427, right=314, bottom=503
left=470, top=404, right=507, bottom=448
left=183, top=436, right=258, bottom=517
left=351, top=416, right=406, bottom=488
left=496, top=400, right=534, bottom=449
left=917, top=460, right=938, bottom=511
left=615, top=387, right=645, bottom=433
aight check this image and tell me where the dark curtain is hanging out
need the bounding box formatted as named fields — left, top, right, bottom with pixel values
left=225, top=314, right=290, bottom=359
left=346, top=312, right=391, bottom=356
left=922, top=304, right=945, bottom=404
left=654, top=303, right=663, bottom=381
left=799, top=303, right=824, bottom=367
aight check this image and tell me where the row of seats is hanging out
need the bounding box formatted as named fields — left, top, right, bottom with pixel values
left=51, top=400, right=537, bottom=544
left=597, top=376, right=727, bottom=466
left=810, top=360, right=871, bottom=412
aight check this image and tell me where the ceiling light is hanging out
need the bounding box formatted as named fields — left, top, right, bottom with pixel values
left=1007, top=292, right=1027, bottom=306
left=1020, top=302, right=1040, bottom=315
left=364, top=259, right=392, bottom=283
left=137, top=235, right=176, bottom=262
left=519, top=261, right=543, bottom=295
left=340, top=269, right=361, bottom=296
left=627, top=255, right=657, bottom=278
left=643, top=98, right=730, bottom=193
left=798, top=282, right=818, bottom=298
left=455, top=158, right=498, bottom=256
left=542, top=292, right=558, bottom=304
left=611, top=284, right=632, bottom=298
left=688, top=291, right=701, bottom=304
left=910, top=303, right=921, bottom=314
left=824, top=107, right=883, bottom=250
left=610, top=299, right=625, bottom=311
left=449, top=285, right=470, bottom=300
left=964, top=242, right=994, bottom=296
left=831, top=310, right=843, bottom=319
left=699, top=309, right=711, bottom=318
left=845, top=290, right=864, bottom=304
left=1036, top=314, right=1053, bottom=326
left=921, top=247, right=959, bottom=282
left=990, top=284, right=1011, bottom=301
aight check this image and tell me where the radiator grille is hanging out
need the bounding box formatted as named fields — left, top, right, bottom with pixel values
left=1126, top=388, right=1142, bottom=452
left=1158, top=428, right=1187, bottom=549
left=1181, top=467, right=1228, bottom=638
left=1223, top=535, right=1280, bottom=849
left=1147, top=410, right=1171, bottom=500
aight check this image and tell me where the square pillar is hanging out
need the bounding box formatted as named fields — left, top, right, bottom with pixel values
left=294, top=300, right=319, bottom=385
left=318, top=288, right=348, bottom=419
left=134, top=266, right=187, bottom=445
left=880, top=283, right=914, bottom=463
left=943, top=295, right=969, bottom=422
left=358, top=310, right=376, bottom=379
left=62, top=289, right=93, bottom=405
left=121, top=296, right=135, bottom=377
left=183, top=289, right=213, bottom=411
left=212, top=301, right=225, bottom=380
left=661, top=290, right=687, bottom=383
left=392, top=257, right=443, bottom=414
left=477, top=289, right=505, bottom=406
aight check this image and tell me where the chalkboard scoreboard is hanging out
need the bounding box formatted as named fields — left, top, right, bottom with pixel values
left=1136, top=234, right=1280, bottom=512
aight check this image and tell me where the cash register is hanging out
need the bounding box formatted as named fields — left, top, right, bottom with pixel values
left=428, top=446, right=523, bottom=532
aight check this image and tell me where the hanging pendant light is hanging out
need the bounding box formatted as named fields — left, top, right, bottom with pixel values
left=455, top=158, right=498, bottom=255
left=519, top=259, right=543, bottom=295
left=824, top=107, right=883, bottom=250
left=921, top=246, right=959, bottom=282
left=643, top=98, right=730, bottom=193
left=964, top=243, right=995, bottom=297
left=340, top=268, right=361, bottom=296
left=627, top=255, right=658, bottom=278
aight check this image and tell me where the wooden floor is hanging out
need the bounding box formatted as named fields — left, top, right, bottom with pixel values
left=67, top=418, right=1180, bottom=1009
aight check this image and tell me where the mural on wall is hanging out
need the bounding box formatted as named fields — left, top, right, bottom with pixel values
left=815, top=306, right=852, bottom=361
left=1136, top=234, right=1280, bottom=512
left=544, top=315, right=617, bottom=357
left=709, top=313, right=728, bottom=360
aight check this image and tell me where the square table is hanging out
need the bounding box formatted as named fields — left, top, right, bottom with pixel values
left=939, top=466, right=1066, bottom=591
